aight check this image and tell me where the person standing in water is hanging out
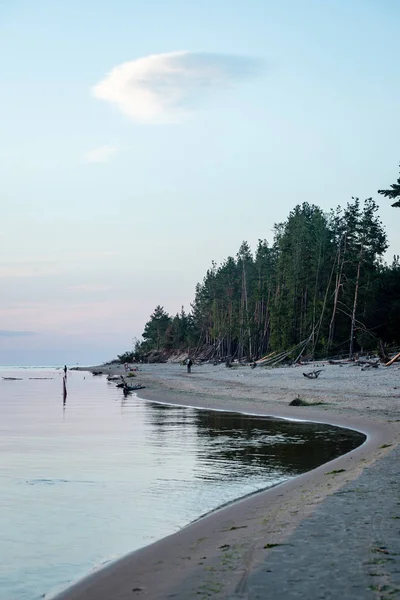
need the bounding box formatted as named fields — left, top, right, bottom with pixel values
left=63, top=365, right=67, bottom=376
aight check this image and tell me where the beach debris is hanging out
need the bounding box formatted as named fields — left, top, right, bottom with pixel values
left=385, top=351, right=400, bottom=367
left=123, top=384, right=146, bottom=395
left=325, top=469, right=346, bottom=475
left=372, top=546, right=390, bottom=554
left=2, top=377, right=22, bottom=380
left=256, top=350, right=292, bottom=367
left=290, top=397, right=310, bottom=406
left=303, top=370, right=323, bottom=379
left=107, top=375, right=120, bottom=381
left=92, top=371, right=103, bottom=376
left=289, top=397, right=327, bottom=406
left=119, top=376, right=145, bottom=394
left=29, top=377, right=53, bottom=380
left=378, top=340, right=390, bottom=363
left=360, top=361, right=380, bottom=371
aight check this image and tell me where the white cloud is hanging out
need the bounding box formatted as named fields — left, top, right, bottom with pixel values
left=92, top=51, right=261, bottom=123
left=84, top=145, right=118, bottom=163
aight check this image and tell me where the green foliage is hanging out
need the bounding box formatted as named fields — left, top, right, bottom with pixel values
left=372, top=257, right=400, bottom=343
left=270, top=203, right=333, bottom=355
left=378, top=164, right=400, bottom=207
left=117, top=351, right=135, bottom=363
left=142, top=305, right=172, bottom=351
left=125, top=193, right=400, bottom=362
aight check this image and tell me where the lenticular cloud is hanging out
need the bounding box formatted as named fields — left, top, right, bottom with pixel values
left=92, top=51, right=261, bottom=123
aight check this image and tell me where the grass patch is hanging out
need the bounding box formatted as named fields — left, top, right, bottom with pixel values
left=379, top=443, right=393, bottom=449
left=264, top=543, right=283, bottom=549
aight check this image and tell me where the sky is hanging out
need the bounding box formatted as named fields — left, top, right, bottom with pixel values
left=1, top=0, right=399, bottom=365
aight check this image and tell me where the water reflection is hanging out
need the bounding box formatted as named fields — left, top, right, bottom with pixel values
left=63, top=375, right=67, bottom=407
left=0, top=369, right=366, bottom=600
left=143, top=401, right=193, bottom=448
left=141, top=400, right=365, bottom=482
left=193, top=410, right=365, bottom=479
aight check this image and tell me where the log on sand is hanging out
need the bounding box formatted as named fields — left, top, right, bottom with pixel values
left=385, top=352, right=400, bottom=367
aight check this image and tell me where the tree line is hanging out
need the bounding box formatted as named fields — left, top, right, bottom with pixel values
left=120, top=169, right=400, bottom=363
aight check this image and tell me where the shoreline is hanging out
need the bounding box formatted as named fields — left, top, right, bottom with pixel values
left=55, top=363, right=400, bottom=599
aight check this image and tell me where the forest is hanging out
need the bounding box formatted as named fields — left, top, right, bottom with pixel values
left=122, top=169, right=400, bottom=364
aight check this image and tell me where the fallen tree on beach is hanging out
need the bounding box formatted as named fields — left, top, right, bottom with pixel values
left=303, top=370, right=323, bottom=379
left=385, top=351, right=400, bottom=366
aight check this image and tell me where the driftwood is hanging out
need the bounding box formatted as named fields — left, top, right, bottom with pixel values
left=356, top=359, right=379, bottom=365
left=385, top=352, right=400, bottom=367
left=303, top=370, right=323, bottom=379
left=257, top=349, right=293, bottom=367
left=123, top=384, right=145, bottom=394
left=2, top=377, right=22, bottom=380
left=256, top=350, right=277, bottom=363
left=119, top=376, right=145, bottom=394
left=378, top=340, right=390, bottom=364
left=359, top=360, right=380, bottom=371
left=92, top=371, right=103, bottom=376
left=290, top=397, right=309, bottom=406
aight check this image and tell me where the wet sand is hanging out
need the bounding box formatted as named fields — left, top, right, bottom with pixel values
left=56, top=362, right=400, bottom=599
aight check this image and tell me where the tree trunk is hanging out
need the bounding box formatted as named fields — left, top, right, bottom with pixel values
left=349, top=247, right=363, bottom=358
left=242, top=262, right=252, bottom=360
left=328, top=233, right=346, bottom=348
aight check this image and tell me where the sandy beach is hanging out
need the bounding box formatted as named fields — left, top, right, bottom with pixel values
left=56, top=361, right=400, bottom=599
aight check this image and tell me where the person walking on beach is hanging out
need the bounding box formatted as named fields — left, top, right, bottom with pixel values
left=187, top=358, right=193, bottom=374
left=63, top=365, right=67, bottom=376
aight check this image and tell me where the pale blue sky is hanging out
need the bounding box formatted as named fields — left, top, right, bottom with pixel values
left=1, top=0, right=399, bottom=365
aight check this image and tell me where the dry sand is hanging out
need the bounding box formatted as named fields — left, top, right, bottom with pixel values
left=56, top=361, right=400, bottom=599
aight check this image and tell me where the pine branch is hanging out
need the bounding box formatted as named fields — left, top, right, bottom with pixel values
left=378, top=165, right=400, bottom=207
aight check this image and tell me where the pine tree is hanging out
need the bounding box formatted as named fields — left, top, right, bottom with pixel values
left=378, top=165, right=400, bottom=207
left=132, top=196, right=398, bottom=362
left=142, top=306, right=172, bottom=351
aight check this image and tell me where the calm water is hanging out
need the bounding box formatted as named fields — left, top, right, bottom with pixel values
left=0, top=367, right=365, bottom=600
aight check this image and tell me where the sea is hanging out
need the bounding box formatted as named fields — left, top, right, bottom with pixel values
left=0, top=366, right=365, bottom=600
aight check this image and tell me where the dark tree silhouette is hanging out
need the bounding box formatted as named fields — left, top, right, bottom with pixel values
left=378, top=165, right=400, bottom=208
